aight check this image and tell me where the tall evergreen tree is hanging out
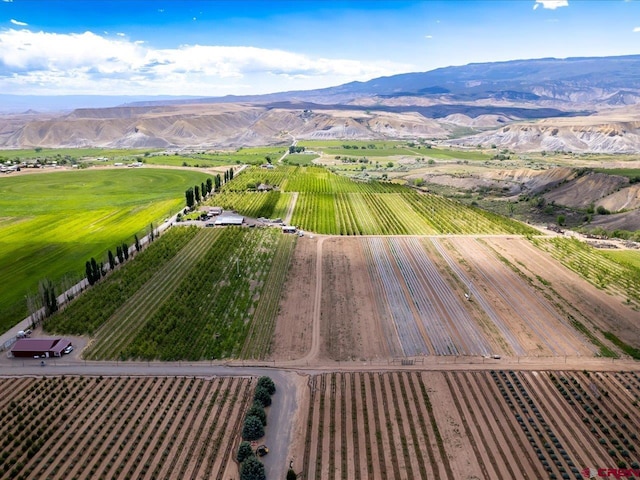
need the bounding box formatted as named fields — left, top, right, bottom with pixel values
left=90, top=257, right=100, bottom=283
left=201, top=182, right=206, bottom=199
left=215, top=174, right=221, bottom=189
left=206, top=177, right=213, bottom=194
left=108, top=250, right=116, bottom=270
left=194, top=185, right=201, bottom=203
left=116, top=245, right=124, bottom=264
left=185, top=187, right=195, bottom=208
left=229, top=168, right=234, bottom=180
left=86, top=260, right=95, bottom=285
left=122, top=242, right=129, bottom=260
left=134, top=234, right=141, bottom=252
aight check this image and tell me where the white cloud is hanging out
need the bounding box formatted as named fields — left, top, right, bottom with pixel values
left=116, top=32, right=125, bottom=37
left=0, top=29, right=413, bottom=96
left=425, top=35, right=433, bottom=39
left=634, top=26, right=640, bottom=32
left=533, top=1, right=569, bottom=10
left=10, top=19, right=28, bottom=26
left=3, top=0, right=14, bottom=3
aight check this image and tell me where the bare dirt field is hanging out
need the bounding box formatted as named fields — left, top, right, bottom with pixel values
left=270, top=235, right=317, bottom=360
left=271, top=235, right=627, bottom=362
left=290, top=370, right=640, bottom=480
left=483, top=236, right=640, bottom=350
left=0, top=375, right=254, bottom=480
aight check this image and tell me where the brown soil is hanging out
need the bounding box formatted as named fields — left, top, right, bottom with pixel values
left=485, top=236, right=640, bottom=351
left=318, top=237, right=389, bottom=361
left=270, top=236, right=317, bottom=360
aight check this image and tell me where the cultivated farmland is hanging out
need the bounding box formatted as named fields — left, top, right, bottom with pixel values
left=0, top=375, right=254, bottom=480
left=270, top=235, right=634, bottom=361
left=46, top=226, right=292, bottom=361
left=292, top=370, right=640, bottom=480
left=0, top=168, right=213, bottom=333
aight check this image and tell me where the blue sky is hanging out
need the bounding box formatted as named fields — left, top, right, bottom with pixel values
left=1, top=0, right=639, bottom=96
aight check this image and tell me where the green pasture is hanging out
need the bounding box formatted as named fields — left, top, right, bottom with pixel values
left=0, top=168, right=211, bottom=333
left=593, top=168, right=640, bottom=179
left=0, top=148, right=157, bottom=162
left=282, top=153, right=319, bottom=166
left=298, top=140, right=490, bottom=160
left=602, top=249, right=640, bottom=269
left=142, top=154, right=231, bottom=168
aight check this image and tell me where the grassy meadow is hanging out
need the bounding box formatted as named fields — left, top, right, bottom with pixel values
left=0, top=167, right=212, bottom=332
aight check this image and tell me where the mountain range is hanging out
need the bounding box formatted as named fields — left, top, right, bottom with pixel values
left=3, top=55, right=640, bottom=152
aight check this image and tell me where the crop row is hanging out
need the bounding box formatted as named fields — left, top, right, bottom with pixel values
left=300, top=372, right=451, bottom=480
left=290, top=190, right=536, bottom=235
left=0, top=376, right=253, bottom=480
left=122, top=228, right=284, bottom=360
left=532, top=237, right=640, bottom=304
left=84, top=228, right=222, bottom=360
left=240, top=233, right=297, bottom=359
left=44, top=226, right=200, bottom=336
left=547, top=371, right=639, bottom=468
left=441, top=238, right=596, bottom=356
left=220, top=165, right=536, bottom=235
left=206, top=190, right=292, bottom=220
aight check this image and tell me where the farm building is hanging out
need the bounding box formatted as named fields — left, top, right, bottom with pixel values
left=282, top=225, right=297, bottom=233
left=207, top=206, right=223, bottom=216
left=214, top=213, right=244, bottom=226
left=10, top=338, right=72, bottom=358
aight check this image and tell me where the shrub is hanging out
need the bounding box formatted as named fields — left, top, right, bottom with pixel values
left=239, top=456, right=266, bottom=480
left=236, top=441, right=254, bottom=463
left=247, top=403, right=267, bottom=426
left=253, top=386, right=272, bottom=408
left=287, top=468, right=297, bottom=480
left=257, top=377, right=276, bottom=395
left=242, top=416, right=265, bottom=441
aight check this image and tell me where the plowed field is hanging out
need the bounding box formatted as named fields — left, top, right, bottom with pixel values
left=272, top=236, right=616, bottom=362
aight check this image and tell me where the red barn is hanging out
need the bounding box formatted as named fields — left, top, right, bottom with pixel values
left=10, top=338, right=72, bottom=358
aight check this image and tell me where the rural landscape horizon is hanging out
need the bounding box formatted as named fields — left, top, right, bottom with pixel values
left=1, top=1, right=639, bottom=480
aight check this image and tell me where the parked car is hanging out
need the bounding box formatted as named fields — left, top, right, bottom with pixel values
left=63, top=345, right=74, bottom=354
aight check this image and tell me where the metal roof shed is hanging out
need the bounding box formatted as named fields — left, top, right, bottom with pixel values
left=214, top=214, right=244, bottom=226
left=10, top=338, right=72, bottom=358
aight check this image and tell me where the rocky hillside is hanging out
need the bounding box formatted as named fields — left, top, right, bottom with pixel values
left=3, top=54, right=640, bottom=151
left=447, top=117, right=640, bottom=153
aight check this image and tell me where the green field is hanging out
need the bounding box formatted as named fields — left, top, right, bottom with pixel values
left=0, top=148, right=157, bottom=162
left=283, top=153, right=319, bottom=165
left=45, top=227, right=292, bottom=360
left=297, top=140, right=491, bottom=160
left=593, top=168, right=640, bottom=179
left=0, top=168, right=212, bottom=332
left=602, top=249, right=640, bottom=269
